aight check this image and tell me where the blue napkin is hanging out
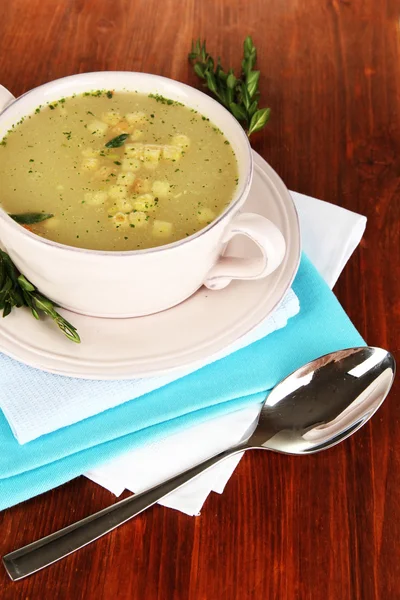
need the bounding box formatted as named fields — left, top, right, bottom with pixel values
left=0, top=255, right=364, bottom=511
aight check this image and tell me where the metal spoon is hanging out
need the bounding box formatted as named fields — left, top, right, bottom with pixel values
left=3, top=346, right=395, bottom=581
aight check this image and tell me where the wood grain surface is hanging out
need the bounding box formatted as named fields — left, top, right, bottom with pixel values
left=0, top=0, right=399, bottom=598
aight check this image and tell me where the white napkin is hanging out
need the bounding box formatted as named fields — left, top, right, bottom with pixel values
left=0, top=288, right=299, bottom=444
left=85, top=192, right=367, bottom=515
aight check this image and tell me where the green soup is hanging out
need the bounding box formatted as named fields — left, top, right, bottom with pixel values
left=0, top=91, right=238, bottom=251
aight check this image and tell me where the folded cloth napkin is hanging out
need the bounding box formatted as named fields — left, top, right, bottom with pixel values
left=0, top=192, right=366, bottom=512
left=87, top=192, right=368, bottom=514
left=0, top=290, right=299, bottom=444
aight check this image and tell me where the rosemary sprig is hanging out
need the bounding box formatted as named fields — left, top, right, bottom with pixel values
left=0, top=249, right=80, bottom=343
left=188, top=36, right=270, bottom=137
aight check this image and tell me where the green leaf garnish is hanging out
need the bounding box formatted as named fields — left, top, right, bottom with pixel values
left=226, top=72, right=237, bottom=90
left=246, top=71, right=260, bottom=99
left=248, top=108, right=271, bottom=136
left=17, top=274, right=35, bottom=292
left=10, top=212, right=54, bottom=225
left=0, top=250, right=80, bottom=343
left=194, top=63, right=206, bottom=79
left=105, top=133, right=129, bottom=148
left=189, top=36, right=270, bottom=138
left=229, top=102, right=248, bottom=122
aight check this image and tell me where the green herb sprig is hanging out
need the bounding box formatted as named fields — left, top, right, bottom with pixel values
left=0, top=250, right=80, bottom=343
left=188, top=36, right=270, bottom=137
left=9, top=212, right=54, bottom=225
left=105, top=133, right=129, bottom=148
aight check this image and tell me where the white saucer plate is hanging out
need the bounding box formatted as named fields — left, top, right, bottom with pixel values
left=0, top=151, right=301, bottom=379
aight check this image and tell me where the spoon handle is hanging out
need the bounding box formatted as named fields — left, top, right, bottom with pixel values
left=3, top=445, right=246, bottom=581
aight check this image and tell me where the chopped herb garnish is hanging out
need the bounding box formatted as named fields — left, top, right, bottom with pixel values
left=83, top=89, right=113, bottom=98
left=148, top=93, right=184, bottom=106
left=105, top=133, right=129, bottom=148
left=9, top=212, right=54, bottom=225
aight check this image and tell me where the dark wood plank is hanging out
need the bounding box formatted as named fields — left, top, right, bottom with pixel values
left=0, top=0, right=399, bottom=598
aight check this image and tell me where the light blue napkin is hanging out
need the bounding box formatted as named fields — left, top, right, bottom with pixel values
left=0, top=255, right=364, bottom=511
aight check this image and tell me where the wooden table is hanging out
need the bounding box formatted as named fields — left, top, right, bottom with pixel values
left=0, top=1, right=399, bottom=598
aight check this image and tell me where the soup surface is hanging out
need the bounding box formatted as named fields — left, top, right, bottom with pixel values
left=0, top=91, right=238, bottom=251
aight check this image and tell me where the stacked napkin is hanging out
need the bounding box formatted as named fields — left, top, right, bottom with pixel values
left=0, top=192, right=366, bottom=513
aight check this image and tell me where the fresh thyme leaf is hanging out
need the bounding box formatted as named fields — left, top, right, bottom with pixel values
left=17, top=274, right=35, bottom=292
left=229, top=102, right=248, bottom=124
left=226, top=72, right=236, bottom=89
left=105, top=133, right=129, bottom=148
left=242, top=36, right=257, bottom=76
left=189, top=35, right=270, bottom=138
left=31, top=307, right=40, bottom=320
left=54, top=314, right=81, bottom=343
left=248, top=108, right=271, bottom=136
left=0, top=249, right=80, bottom=343
left=11, top=287, right=24, bottom=307
left=194, top=62, right=206, bottom=79
left=1, top=251, right=19, bottom=283
left=248, top=99, right=258, bottom=118
left=246, top=71, right=260, bottom=98
left=204, top=70, right=218, bottom=96
left=10, top=212, right=54, bottom=225
left=32, top=294, right=57, bottom=317
left=1, top=277, right=12, bottom=294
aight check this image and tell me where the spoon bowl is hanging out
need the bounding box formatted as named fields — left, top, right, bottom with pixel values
left=246, top=346, right=395, bottom=453
left=3, top=346, right=395, bottom=580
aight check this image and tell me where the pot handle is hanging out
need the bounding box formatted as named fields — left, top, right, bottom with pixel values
left=204, top=212, right=286, bottom=290
left=0, top=84, right=15, bottom=113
